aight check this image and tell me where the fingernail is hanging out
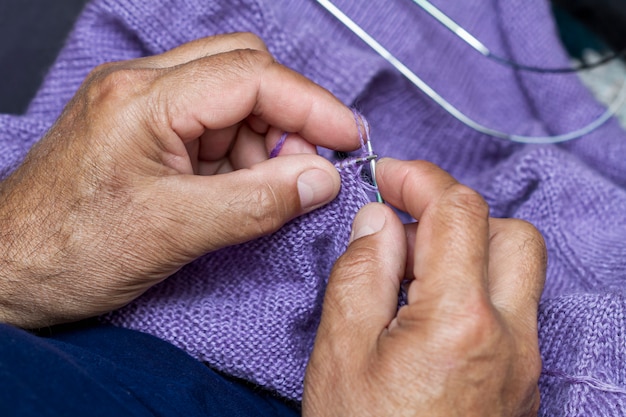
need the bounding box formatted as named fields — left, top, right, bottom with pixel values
left=297, top=169, right=337, bottom=211
left=350, top=204, right=386, bottom=242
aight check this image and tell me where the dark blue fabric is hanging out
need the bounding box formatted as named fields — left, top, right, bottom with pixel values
left=0, top=322, right=300, bottom=416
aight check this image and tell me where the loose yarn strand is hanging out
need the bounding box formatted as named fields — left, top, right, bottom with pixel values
left=269, top=132, right=289, bottom=158
left=346, top=109, right=384, bottom=203
left=352, top=108, right=368, bottom=152
left=542, top=369, right=626, bottom=395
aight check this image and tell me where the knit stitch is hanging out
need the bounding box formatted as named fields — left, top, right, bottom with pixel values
left=1, top=0, right=625, bottom=414
left=104, top=163, right=370, bottom=399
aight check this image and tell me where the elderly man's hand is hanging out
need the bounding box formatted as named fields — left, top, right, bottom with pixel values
left=0, top=33, right=360, bottom=328
left=303, top=159, right=546, bottom=417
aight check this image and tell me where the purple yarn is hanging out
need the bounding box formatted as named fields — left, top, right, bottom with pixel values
left=538, top=293, right=626, bottom=415
left=353, top=108, right=367, bottom=150
left=269, top=132, right=289, bottom=158
left=542, top=370, right=626, bottom=396
left=104, top=164, right=370, bottom=399
left=0, top=0, right=625, bottom=413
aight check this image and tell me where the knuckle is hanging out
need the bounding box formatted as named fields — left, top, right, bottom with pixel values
left=326, top=245, right=381, bottom=320
left=496, top=218, right=548, bottom=297
left=85, top=61, right=119, bottom=82
left=227, top=48, right=274, bottom=70
left=230, top=31, right=269, bottom=52
left=85, top=65, right=151, bottom=108
left=332, top=244, right=381, bottom=283
left=446, top=294, right=502, bottom=350
left=411, top=159, right=447, bottom=177
left=438, top=183, right=489, bottom=224
left=238, top=181, right=290, bottom=236
left=509, top=219, right=548, bottom=268
left=440, top=183, right=490, bottom=220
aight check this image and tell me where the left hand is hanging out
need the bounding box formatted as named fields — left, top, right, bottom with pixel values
left=0, top=32, right=360, bottom=328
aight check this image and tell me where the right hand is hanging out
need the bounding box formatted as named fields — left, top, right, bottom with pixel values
left=303, top=159, right=547, bottom=416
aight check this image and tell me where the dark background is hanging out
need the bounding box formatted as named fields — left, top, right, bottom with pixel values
left=0, top=0, right=625, bottom=115
left=0, top=0, right=89, bottom=114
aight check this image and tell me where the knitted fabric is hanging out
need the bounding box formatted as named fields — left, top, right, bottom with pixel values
left=105, top=163, right=370, bottom=399
left=0, top=0, right=625, bottom=413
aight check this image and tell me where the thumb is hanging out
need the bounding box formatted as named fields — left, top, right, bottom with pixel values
left=316, top=203, right=407, bottom=352
left=148, top=153, right=342, bottom=254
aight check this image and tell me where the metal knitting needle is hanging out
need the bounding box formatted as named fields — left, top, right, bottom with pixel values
left=314, top=0, right=626, bottom=144
left=411, top=0, right=626, bottom=73
left=340, top=154, right=384, bottom=203
left=366, top=140, right=384, bottom=204
left=411, top=0, right=489, bottom=56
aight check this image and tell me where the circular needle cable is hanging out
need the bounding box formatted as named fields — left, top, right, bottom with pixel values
left=315, top=0, right=626, bottom=144
left=411, top=0, right=626, bottom=74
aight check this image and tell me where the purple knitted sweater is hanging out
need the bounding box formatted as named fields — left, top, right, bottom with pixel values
left=2, top=0, right=626, bottom=414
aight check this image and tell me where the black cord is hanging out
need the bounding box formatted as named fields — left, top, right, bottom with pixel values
left=487, top=48, right=626, bottom=74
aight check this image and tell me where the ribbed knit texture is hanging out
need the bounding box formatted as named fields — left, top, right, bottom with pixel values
left=1, top=0, right=626, bottom=413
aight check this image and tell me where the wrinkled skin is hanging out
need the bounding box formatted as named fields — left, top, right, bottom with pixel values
left=303, top=159, right=546, bottom=417
left=0, top=33, right=360, bottom=328
left=0, top=32, right=546, bottom=417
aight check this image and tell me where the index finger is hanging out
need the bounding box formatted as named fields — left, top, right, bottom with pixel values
left=153, top=48, right=361, bottom=151
left=376, top=159, right=491, bottom=306
left=123, top=32, right=271, bottom=70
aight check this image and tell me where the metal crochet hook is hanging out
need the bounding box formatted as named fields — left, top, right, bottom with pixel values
left=314, top=0, right=626, bottom=144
